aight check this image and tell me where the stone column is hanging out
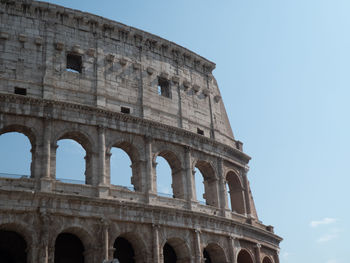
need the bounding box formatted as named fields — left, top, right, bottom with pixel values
left=98, top=126, right=109, bottom=197
left=193, top=229, right=202, bottom=263
left=255, top=244, right=262, bottom=263
left=42, top=118, right=51, bottom=179
left=145, top=136, right=154, bottom=202
left=38, top=211, right=51, bottom=263
left=242, top=167, right=251, bottom=217
left=228, top=235, right=237, bottom=263
left=98, top=126, right=106, bottom=185
left=101, top=220, right=109, bottom=262
left=184, top=146, right=195, bottom=208
left=152, top=224, right=160, bottom=263
left=217, top=157, right=228, bottom=216
left=40, top=118, right=53, bottom=192
left=274, top=250, right=280, bottom=263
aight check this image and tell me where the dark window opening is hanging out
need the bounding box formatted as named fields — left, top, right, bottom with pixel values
left=163, top=243, right=177, bottom=263
left=121, top=107, right=130, bottom=114
left=14, top=87, right=27, bottom=96
left=113, top=237, right=135, bottom=263
left=157, top=78, right=171, bottom=98
left=66, top=53, right=82, bottom=73
left=197, top=128, right=204, bottom=136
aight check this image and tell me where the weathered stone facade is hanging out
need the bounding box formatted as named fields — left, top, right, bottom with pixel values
left=0, top=1, right=281, bottom=262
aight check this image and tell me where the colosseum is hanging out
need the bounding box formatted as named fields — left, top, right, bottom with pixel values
left=0, top=1, right=282, bottom=262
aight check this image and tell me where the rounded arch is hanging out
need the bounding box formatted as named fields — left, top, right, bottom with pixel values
left=56, top=130, right=93, bottom=154
left=155, top=149, right=185, bottom=199
left=226, top=170, right=245, bottom=214
left=54, top=130, right=94, bottom=185
left=194, top=160, right=219, bottom=207
left=237, top=249, right=254, bottom=263
left=203, top=243, right=228, bottom=263
left=162, top=237, right=191, bottom=262
left=0, top=222, right=35, bottom=250
left=108, top=141, right=142, bottom=191
left=54, top=225, right=95, bottom=251
left=0, top=124, right=37, bottom=148
left=262, top=256, right=274, bottom=263
left=113, top=232, right=148, bottom=263
left=0, top=125, right=38, bottom=178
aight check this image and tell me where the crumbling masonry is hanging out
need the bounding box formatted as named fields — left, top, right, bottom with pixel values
left=0, top=1, right=281, bottom=262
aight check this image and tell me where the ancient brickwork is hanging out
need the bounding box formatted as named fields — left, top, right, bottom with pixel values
left=0, top=1, right=281, bottom=263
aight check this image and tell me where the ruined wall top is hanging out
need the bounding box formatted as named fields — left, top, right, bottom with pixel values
left=0, top=0, right=238, bottom=148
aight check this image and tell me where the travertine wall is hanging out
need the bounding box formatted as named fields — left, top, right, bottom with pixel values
left=0, top=0, right=234, bottom=146
left=0, top=1, right=281, bottom=263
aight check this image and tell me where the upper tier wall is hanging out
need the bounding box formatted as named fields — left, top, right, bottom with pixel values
left=0, top=0, right=237, bottom=147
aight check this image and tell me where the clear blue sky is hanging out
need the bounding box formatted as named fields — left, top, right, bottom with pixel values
left=1, top=1, right=350, bottom=262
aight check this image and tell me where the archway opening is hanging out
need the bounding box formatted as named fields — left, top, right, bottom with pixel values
left=237, top=250, right=253, bottom=263
left=56, top=139, right=86, bottom=184
left=203, top=243, right=227, bottom=263
left=163, top=243, right=177, bottom=263
left=195, top=161, right=218, bottom=207
left=203, top=248, right=212, bottom=263
left=156, top=156, right=173, bottom=198
left=110, top=147, right=133, bottom=189
left=113, top=237, right=135, bottom=263
left=0, top=132, right=32, bottom=178
left=155, top=150, right=184, bottom=199
left=54, top=233, right=84, bottom=263
left=226, top=171, right=245, bottom=214
left=263, top=256, right=273, bottom=263
left=194, top=167, right=206, bottom=204
left=0, top=230, right=27, bottom=263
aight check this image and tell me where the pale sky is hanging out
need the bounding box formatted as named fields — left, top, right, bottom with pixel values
left=2, top=1, right=350, bottom=262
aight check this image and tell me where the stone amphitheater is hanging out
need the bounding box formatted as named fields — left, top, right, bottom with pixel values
left=0, top=1, right=282, bottom=262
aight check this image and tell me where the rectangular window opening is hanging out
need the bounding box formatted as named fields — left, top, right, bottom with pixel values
left=197, top=128, right=204, bottom=136
left=121, top=106, right=130, bottom=114
left=157, top=78, right=171, bottom=98
left=14, top=87, right=27, bottom=96
left=66, top=53, right=82, bottom=73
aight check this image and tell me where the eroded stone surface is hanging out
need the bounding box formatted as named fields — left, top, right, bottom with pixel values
left=0, top=1, right=281, bottom=262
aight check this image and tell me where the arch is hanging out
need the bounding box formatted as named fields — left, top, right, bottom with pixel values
left=195, top=160, right=219, bottom=207
left=55, top=130, right=93, bottom=185
left=0, top=124, right=37, bottom=148
left=226, top=170, right=245, bottom=214
left=262, top=256, right=273, bottom=263
left=109, top=141, right=142, bottom=191
left=0, top=222, right=35, bottom=248
left=54, top=226, right=94, bottom=251
left=203, top=243, right=228, bottom=263
left=0, top=125, right=37, bottom=178
left=162, top=238, right=191, bottom=263
left=113, top=232, right=148, bottom=263
left=237, top=249, right=254, bottom=263
left=155, top=150, right=185, bottom=199
left=54, top=233, right=84, bottom=263
left=0, top=230, right=27, bottom=263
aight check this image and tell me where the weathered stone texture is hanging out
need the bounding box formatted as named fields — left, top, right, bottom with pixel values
left=0, top=1, right=281, bottom=263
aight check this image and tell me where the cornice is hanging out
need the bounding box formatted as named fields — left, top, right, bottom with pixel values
left=0, top=93, right=252, bottom=164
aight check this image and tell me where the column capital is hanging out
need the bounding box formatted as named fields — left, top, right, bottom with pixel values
left=194, top=228, right=201, bottom=234
left=145, top=135, right=153, bottom=143
left=184, top=145, right=191, bottom=153
left=152, top=223, right=160, bottom=229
